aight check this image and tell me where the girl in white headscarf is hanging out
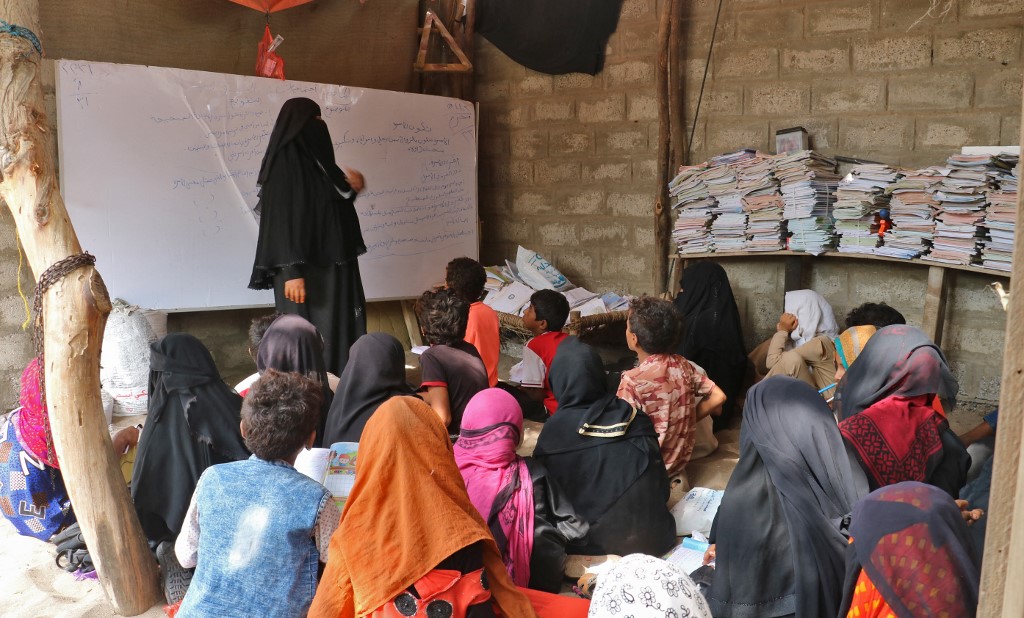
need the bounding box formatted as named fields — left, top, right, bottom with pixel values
left=750, top=289, right=841, bottom=394
left=588, top=554, right=712, bottom=618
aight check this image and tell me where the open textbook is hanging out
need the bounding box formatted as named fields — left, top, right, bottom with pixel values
left=294, top=441, right=359, bottom=511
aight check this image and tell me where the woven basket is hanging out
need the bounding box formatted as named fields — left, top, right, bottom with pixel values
left=497, top=310, right=629, bottom=341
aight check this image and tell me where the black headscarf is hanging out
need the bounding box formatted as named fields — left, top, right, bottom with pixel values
left=533, top=337, right=660, bottom=523
left=131, top=333, right=249, bottom=544
left=709, top=376, right=860, bottom=618
left=323, top=333, right=417, bottom=445
left=673, top=261, right=747, bottom=418
left=838, top=482, right=980, bottom=618
left=832, top=324, right=959, bottom=421
left=249, top=97, right=366, bottom=290
left=257, top=314, right=334, bottom=445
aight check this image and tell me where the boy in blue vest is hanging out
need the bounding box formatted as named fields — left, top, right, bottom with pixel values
left=174, top=369, right=340, bottom=618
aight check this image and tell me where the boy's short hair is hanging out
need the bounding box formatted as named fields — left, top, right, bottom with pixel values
left=628, top=296, right=684, bottom=355
left=531, top=290, right=570, bottom=332
left=249, top=313, right=281, bottom=361
left=416, top=288, right=469, bottom=346
left=445, top=257, right=486, bottom=304
left=242, top=369, right=322, bottom=461
left=845, top=302, right=906, bottom=330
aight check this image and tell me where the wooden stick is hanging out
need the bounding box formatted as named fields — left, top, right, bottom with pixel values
left=653, top=0, right=673, bottom=295
left=920, top=265, right=949, bottom=347
left=462, top=0, right=477, bottom=101
left=0, top=2, right=160, bottom=614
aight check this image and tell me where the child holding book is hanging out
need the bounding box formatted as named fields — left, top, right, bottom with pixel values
left=416, top=288, right=488, bottom=434
left=509, top=290, right=572, bottom=416
left=617, top=296, right=726, bottom=478
left=174, top=369, right=340, bottom=618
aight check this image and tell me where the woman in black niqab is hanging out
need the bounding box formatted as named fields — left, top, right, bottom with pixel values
left=249, top=97, right=367, bottom=376
left=673, top=261, right=747, bottom=427
left=131, top=333, right=250, bottom=544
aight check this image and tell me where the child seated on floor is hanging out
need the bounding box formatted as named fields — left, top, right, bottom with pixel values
left=617, top=296, right=726, bottom=480
left=416, top=287, right=488, bottom=435
left=174, top=369, right=340, bottom=618
left=235, top=313, right=340, bottom=396
left=446, top=257, right=500, bottom=387
left=509, top=290, right=572, bottom=416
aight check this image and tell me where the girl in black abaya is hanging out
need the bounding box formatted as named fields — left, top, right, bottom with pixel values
left=131, top=334, right=250, bottom=544
left=249, top=97, right=367, bottom=376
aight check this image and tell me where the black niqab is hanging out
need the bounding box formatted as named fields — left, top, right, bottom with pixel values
left=709, top=377, right=860, bottom=618
left=249, top=97, right=366, bottom=290
left=673, top=261, right=747, bottom=419
left=131, top=333, right=249, bottom=544
left=323, top=333, right=417, bottom=444
left=256, top=314, right=335, bottom=445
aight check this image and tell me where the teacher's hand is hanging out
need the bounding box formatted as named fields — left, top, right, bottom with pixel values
left=285, top=278, right=306, bottom=304
left=343, top=167, right=365, bottom=193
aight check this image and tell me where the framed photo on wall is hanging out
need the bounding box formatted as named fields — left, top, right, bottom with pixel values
left=775, top=126, right=809, bottom=154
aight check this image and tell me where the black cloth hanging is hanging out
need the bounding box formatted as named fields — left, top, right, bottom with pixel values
left=708, top=376, right=861, bottom=618
left=533, top=337, right=674, bottom=557
left=475, top=0, right=624, bottom=75
left=131, top=333, right=250, bottom=544
left=256, top=314, right=335, bottom=445
left=673, top=261, right=748, bottom=424
left=249, top=97, right=367, bottom=376
left=323, top=332, right=418, bottom=445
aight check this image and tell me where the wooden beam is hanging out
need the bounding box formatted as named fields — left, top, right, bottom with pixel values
left=413, top=10, right=473, bottom=74
left=402, top=299, right=424, bottom=347
left=920, top=265, right=949, bottom=347
left=668, top=0, right=684, bottom=169
left=0, top=2, right=160, bottom=614
left=653, top=0, right=673, bottom=296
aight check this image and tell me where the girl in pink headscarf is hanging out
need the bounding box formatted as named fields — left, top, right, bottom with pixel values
left=454, top=388, right=588, bottom=592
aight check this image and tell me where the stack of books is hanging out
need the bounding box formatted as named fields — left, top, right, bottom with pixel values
left=925, top=154, right=992, bottom=265
left=834, top=165, right=900, bottom=255
left=981, top=153, right=1019, bottom=272
left=881, top=167, right=944, bottom=259
left=775, top=150, right=841, bottom=255
left=669, top=164, right=715, bottom=254
left=743, top=194, right=786, bottom=251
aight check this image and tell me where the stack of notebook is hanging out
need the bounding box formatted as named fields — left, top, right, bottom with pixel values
left=881, top=167, right=944, bottom=259
left=925, top=154, right=993, bottom=265
left=775, top=150, right=841, bottom=255
left=834, top=165, right=901, bottom=255
left=981, top=153, right=1019, bottom=271
left=669, top=164, right=714, bottom=254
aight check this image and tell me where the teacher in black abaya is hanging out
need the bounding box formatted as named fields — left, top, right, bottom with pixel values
left=249, top=97, right=367, bottom=376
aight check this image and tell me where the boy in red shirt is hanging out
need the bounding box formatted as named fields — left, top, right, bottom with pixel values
left=510, top=290, right=571, bottom=416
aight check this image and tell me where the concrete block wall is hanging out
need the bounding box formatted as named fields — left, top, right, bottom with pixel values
left=683, top=0, right=1024, bottom=167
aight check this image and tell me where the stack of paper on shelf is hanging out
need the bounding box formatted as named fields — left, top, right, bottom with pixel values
left=670, top=164, right=715, bottom=254
left=981, top=153, right=1019, bottom=272
left=834, top=164, right=900, bottom=255
left=924, top=154, right=993, bottom=265
left=775, top=150, right=840, bottom=255
left=880, top=167, right=944, bottom=259
left=743, top=194, right=786, bottom=251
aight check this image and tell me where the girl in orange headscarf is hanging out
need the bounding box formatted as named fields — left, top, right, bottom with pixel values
left=309, top=395, right=587, bottom=618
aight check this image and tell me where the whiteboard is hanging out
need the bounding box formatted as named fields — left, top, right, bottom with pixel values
left=56, top=60, right=477, bottom=311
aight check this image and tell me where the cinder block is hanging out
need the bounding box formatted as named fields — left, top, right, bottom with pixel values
left=550, top=250, right=597, bottom=278
left=853, top=36, right=931, bottom=71
left=534, top=160, right=582, bottom=184
left=633, top=159, right=658, bottom=181
left=609, top=192, right=654, bottom=218
left=715, top=48, right=779, bottom=79
left=0, top=333, right=32, bottom=373
left=1002, top=114, right=1022, bottom=145
left=962, top=0, right=1024, bottom=18
left=564, top=190, right=606, bottom=215
left=0, top=296, right=30, bottom=329
left=476, top=80, right=510, bottom=102
left=879, top=0, right=948, bottom=30
left=510, top=130, right=548, bottom=159
left=484, top=216, right=531, bottom=244
left=916, top=114, right=1000, bottom=148
left=807, top=2, right=875, bottom=34
left=769, top=117, right=840, bottom=150
left=601, top=251, right=654, bottom=277
left=537, top=221, right=579, bottom=247
left=745, top=83, right=810, bottom=116
left=619, top=0, right=653, bottom=20
left=685, top=87, right=743, bottom=116
left=488, top=103, right=531, bottom=129
left=515, top=74, right=554, bottom=96
left=811, top=77, right=885, bottom=113
left=511, top=191, right=553, bottom=215
left=935, top=29, right=1021, bottom=65
left=598, top=127, right=648, bottom=153
left=554, top=73, right=596, bottom=91
left=635, top=225, right=656, bottom=248
left=736, top=7, right=804, bottom=41
left=578, top=95, right=626, bottom=123
left=482, top=159, right=533, bottom=187
left=944, top=322, right=1008, bottom=357
left=888, top=72, right=972, bottom=110
left=976, top=67, right=1024, bottom=109
left=479, top=132, right=509, bottom=157
left=580, top=221, right=631, bottom=246
left=781, top=46, right=850, bottom=75
left=606, top=60, right=657, bottom=87
left=706, top=118, right=771, bottom=153
left=549, top=129, right=594, bottom=156
left=606, top=22, right=662, bottom=56
left=627, top=93, right=660, bottom=121
left=582, top=159, right=632, bottom=182
left=533, top=100, right=575, bottom=122
left=839, top=117, right=915, bottom=151
left=479, top=189, right=511, bottom=217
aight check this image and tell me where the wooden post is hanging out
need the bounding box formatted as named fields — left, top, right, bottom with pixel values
left=978, top=104, right=1024, bottom=616
left=668, top=0, right=684, bottom=170
left=402, top=299, right=424, bottom=347
left=0, top=2, right=161, bottom=614
left=653, top=0, right=673, bottom=295
left=461, top=0, right=476, bottom=102
left=920, top=265, right=948, bottom=347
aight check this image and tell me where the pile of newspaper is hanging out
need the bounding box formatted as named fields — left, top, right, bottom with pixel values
left=924, top=154, right=993, bottom=265
left=669, top=163, right=714, bottom=254
left=775, top=151, right=841, bottom=254
left=981, top=153, right=1020, bottom=271
left=882, top=167, right=944, bottom=259
left=834, top=164, right=901, bottom=256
